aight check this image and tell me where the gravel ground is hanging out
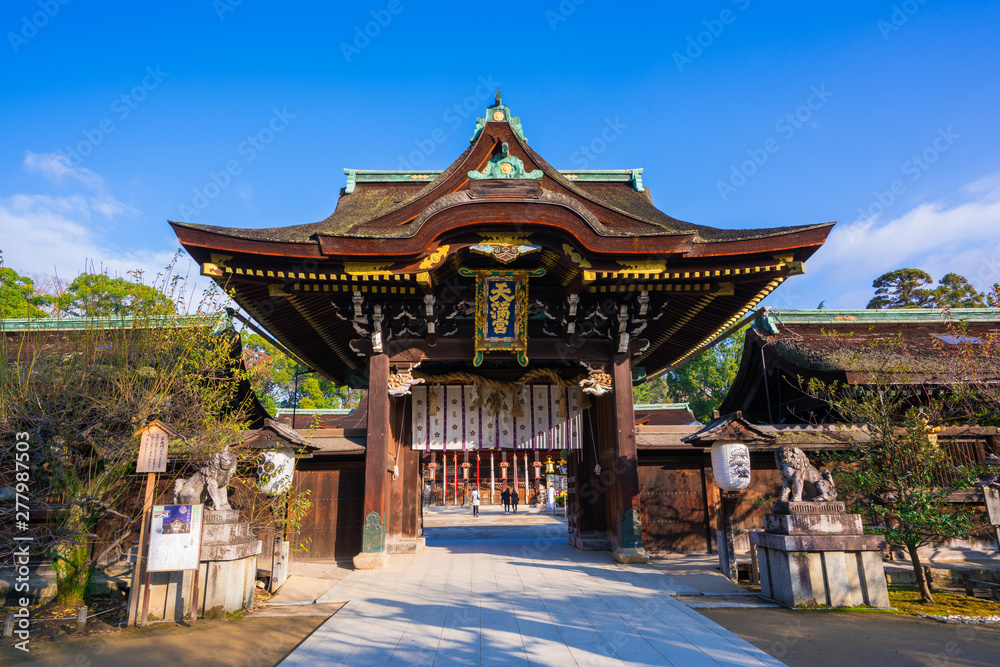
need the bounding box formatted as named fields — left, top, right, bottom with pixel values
left=699, top=606, right=1000, bottom=667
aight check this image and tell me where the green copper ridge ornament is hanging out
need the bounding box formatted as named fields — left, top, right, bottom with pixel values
left=470, top=90, right=528, bottom=143
left=468, top=142, right=542, bottom=180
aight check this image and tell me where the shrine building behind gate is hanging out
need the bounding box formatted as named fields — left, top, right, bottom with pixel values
left=171, top=93, right=832, bottom=567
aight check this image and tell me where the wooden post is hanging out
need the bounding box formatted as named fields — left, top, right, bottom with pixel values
left=611, top=351, right=648, bottom=563
left=140, top=571, right=152, bottom=627
left=126, top=472, right=157, bottom=627
left=534, top=451, right=541, bottom=506
left=191, top=567, right=200, bottom=622
left=463, top=450, right=469, bottom=506
left=720, top=492, right=738, bottom=581
left=75, top=606, right=88, bottom=633
left=490, top=452, right=495, bottom=504
left=354, top=353, right=390, bottom=569
left=190, top=512, right=205, bottom=623
left=3, top=611, right=14, bottom=638
left=513, top=452, right=518, bottom=503
left=403, top=444, right=420, bottom=539
left=524, top=453, right=529, bottom=505
left=429, top=452, right=436, bottom=505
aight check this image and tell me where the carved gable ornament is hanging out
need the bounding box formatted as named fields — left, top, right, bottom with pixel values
left=459, top=268, right=545, bottom=367
left=468, top=142, right=542, bottom=180
left=469, top=242, right=541, bottom=264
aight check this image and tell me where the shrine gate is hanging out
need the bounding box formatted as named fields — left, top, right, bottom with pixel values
left=172, top=92, right=831, bottom=567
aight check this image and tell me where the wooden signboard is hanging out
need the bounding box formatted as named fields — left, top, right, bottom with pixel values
left=127, top=420, right=178, bottom=627
left=136, top=422, right=171, bottom=473
left=459, top=268, right=545, bottom=367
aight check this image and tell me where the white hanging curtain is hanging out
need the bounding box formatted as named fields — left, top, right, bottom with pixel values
left=411, top=384, right=583, bottom=451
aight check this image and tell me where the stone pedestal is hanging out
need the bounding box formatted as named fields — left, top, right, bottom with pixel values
left=569, top=533, right=611, bottom=552
left=198, top=509, right=261, bottom=618
left=142, top=509, right=261, bottom=622
left=353, top=551, right=388, bottom=570
left=386, top=537, right=426, bottom=555
left=613, top=547, right=651, bottom=564
left=751, top=501, right=889, bottom=609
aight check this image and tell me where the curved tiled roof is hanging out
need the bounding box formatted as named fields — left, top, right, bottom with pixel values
left=171, top=103, right=833, bottom=248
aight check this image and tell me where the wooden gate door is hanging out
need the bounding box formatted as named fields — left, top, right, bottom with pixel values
left=638, top=463, right=710, bottom=553
left=291, top=463, right=364, bottom=560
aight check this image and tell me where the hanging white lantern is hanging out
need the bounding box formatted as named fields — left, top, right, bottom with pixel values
left=710, top=441, right=751, bottom=491
left=257, top=447, right=295, bottom=496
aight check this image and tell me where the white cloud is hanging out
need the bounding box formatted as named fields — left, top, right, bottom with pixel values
left=0, top=152, right=219, bottom=312
left=24, top=151, right=105, bottom=192
left=803, top=174, right=1000, bottom=307
left=0, top=192, right=172, bottom=278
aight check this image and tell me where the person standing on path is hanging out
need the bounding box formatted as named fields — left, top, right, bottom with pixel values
left=547, top=484, right=556, bottom=514
left=471, top=486, right=481, bottom=517
left=501, top=486, right=511, bottom=515
left=511, top=488, right=519, bottom=513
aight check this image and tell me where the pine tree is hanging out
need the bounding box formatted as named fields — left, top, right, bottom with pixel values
left=867, top=269, right=934, bottom=309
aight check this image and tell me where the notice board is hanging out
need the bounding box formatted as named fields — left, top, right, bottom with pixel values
left=147, top=504, right=204, bottom=572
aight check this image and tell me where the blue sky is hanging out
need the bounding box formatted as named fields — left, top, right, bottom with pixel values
left=2, top=0, right=999, bottom=310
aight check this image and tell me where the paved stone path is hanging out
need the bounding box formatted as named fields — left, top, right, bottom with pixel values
left=278, top=532, right=785, bottom=666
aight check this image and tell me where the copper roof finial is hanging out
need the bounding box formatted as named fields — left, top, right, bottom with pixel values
left=495, top=88, right=501, bottom=106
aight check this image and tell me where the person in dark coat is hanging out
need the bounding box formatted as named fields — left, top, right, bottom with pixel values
left=501, top=487, right=511, bottom=515
left=511, top=488, right=519, bottom=513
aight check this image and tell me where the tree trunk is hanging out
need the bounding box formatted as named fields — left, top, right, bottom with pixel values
left=906, top=542, right=934, bottom=603
left=55, top=542, right=91, bottom=605
left=55, top=505, right=93, bottom=605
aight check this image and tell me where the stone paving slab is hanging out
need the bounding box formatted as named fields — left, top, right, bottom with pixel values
left=673, top=596, right=781, bottom=609
left=264, top=575, right=339, bottom=605
left=251, top=602, right=345, bottom=617
left=663, top=574, right=749, bottom=597
left=278, top=537, right=784, bottom=666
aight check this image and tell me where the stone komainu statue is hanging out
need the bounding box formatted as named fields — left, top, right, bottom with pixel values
left=174, top=451, right=238, bottom=510
left=775, top=446, right=837, bottom=502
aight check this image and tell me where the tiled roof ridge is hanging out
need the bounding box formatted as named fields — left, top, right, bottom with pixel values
left=170, top=100, right=835, bottom=245
left=758, top=307, right=1000, bottom=333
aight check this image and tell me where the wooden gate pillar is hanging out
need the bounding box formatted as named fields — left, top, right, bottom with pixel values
left=611, top=351, right=649, bottom=564
left=354, top=353, right=390, bottom=569
left=568, top=420, right=609, bottom=551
